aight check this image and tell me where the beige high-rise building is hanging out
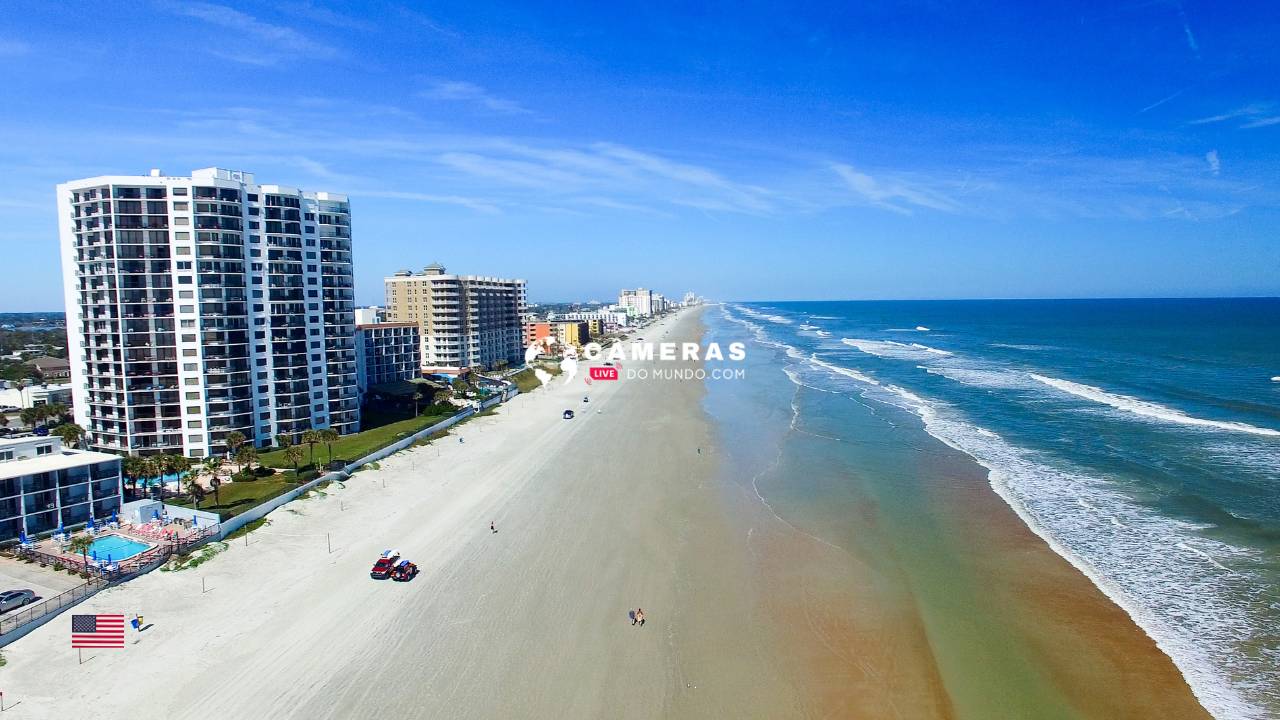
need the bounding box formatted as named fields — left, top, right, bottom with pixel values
left=384, top=264, right=526, bottom=373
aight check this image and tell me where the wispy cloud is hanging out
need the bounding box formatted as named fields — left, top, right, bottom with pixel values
left=172, top=3, right=338, bottom=64
left=420, top=80, right=531, bottom=115
left=1175, top=1, right=1200, bottom=58
left=1190, top=102, right=1280, bottom=129
left=831, top=164, right=960, bottom=215
left=1139, top=86, right=1188, bottom=114
left=1205, top=150, right=1220, bottom=176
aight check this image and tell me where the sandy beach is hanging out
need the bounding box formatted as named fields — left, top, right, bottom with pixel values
left=3, top=308, right=793, bottom=719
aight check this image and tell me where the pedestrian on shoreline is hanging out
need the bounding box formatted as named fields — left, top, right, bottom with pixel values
left=490, top=520, right=497, bottom=534
left=635, top=608, right=645, bottom=627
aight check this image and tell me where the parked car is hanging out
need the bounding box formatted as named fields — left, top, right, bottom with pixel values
left=391, top=560, right=419, bottom=582
left=370, top=557, right=396, bottom=579
left=563, top=410, right=575, bottom=420
left=0, top=589, right=36, bottom=613
left=370, top=549, right=401, bottom=579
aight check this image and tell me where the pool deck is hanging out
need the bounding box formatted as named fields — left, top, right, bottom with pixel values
left=27, top=522, right=201, bottom=572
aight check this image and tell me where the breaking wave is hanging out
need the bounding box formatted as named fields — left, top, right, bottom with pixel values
left=842, top=338, right=953, bottom=360
left=1030, top=374, right=1280, bottom=438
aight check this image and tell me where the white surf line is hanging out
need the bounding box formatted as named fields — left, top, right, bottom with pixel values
left=1029, top=374, right=1280, bottom=438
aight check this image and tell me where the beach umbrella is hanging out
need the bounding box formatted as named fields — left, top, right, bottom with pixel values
left=19, top=530, right=28, bottom=544
left=153, top=509, right=160, bottom=521
left=111, top=509, right=118, bottom=525
left=192, top=516, right=199, bottom=528
left=91, top=550, right=97, bottom=561
left=87, top=516, right=95, bottom=530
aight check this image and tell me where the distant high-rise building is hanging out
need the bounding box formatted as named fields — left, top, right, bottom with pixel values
left=57, top=167, right=359, bottom=458
left=384, top=264, right=527, bottom=373
left=618, top=288, right=654, bottom=317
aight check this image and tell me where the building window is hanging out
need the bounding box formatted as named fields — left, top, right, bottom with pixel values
left=186, top=392, right=200, bottom=400
left=37, top=444, right=52, bottom=455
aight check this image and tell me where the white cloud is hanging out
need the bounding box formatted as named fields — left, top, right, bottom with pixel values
left=831, top=163, right=960, bottom=215
left=420, top=81, right=530, bottom=115
left=1190, top=103, right=1280, bottom=129
left=1205, top=150, right=1220, bottom=176
left=173, top=3, right=338, bottom=63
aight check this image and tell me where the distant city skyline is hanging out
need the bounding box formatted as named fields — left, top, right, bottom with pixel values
left=1, top=1, right=1278, bottom=311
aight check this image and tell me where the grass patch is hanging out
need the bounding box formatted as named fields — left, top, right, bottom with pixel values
left=257, top=409, right=457, bottom=470
left=510, top=363, right=561, bottom=393
left=161, top=542, right=227, bottom=572
left=299, top=480, right=332, bottom=499
left=170, top=478, right=297, bottom=520
left=223, top=518, right=270, bottom=542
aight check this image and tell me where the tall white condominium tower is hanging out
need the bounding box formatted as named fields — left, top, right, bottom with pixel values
left=57, top=168, right=359, bottom=459
left=384, top=264, right=527, bottom=373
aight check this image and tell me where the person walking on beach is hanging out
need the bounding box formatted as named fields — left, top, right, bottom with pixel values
left=490, top=520, right=497, bottom=534
left=635, top=608, right=645, bottom=627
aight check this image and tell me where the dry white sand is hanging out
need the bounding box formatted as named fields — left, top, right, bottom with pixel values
left=3, top=308, right=791, bottom=719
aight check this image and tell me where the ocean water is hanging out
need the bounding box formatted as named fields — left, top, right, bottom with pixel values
left=702, top=298, right=1280, bottom=719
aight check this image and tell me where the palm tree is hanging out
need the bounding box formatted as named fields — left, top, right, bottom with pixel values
left=185, top=477, right=207, bottom=509
left=225, top=431, right=246, bottom=471
left=284, top=445, right=303, bottom=477
left=301, top=429, right=320, bottom=469
left=0, top=414, right=9, bottom=430
left=139, top=456, right=161, bottom=498
left=122, top=456, right=147, bottom=498
left=19, top=407, right=42, bottom=429
left=274, top=433, right=293, bottom=450
left=202, top=456, right=223, bottom=482
left=169, top=455, right=193, bottom=498
left=413, top=388, right=425, bottom=417
left=51, top=423, right=86, bottom=449
left=234, top=446, right=259, bottom=475
left=319, top=428, right=339, bottom=466
left=68, top=534, right=94, bottom=572
left=44, top=403, right=69, bottom=425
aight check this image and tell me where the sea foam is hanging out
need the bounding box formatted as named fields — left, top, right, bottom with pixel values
left=842, top=338, right=953, bottom=360
left=794, top=356, right=1272, bottom=719
left=1030, top=374, right=1280, bottom=438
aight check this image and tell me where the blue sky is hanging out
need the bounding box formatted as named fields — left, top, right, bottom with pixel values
left=0, top=0, right=1277, bottom=310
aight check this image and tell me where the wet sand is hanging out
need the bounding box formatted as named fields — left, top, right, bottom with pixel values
left=701, top=362, right=1212, bottom=719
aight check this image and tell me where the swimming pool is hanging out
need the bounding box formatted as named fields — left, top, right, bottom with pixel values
left=88, top=534, right=152, bottom=561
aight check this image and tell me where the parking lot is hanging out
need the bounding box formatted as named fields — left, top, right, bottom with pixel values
left=0, top=555, right=84, bottom=610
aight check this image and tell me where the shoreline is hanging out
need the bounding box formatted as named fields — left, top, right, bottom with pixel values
left=0, top=304, right=1221, bottom=718
left=702, top=302, right=1213, bottom=719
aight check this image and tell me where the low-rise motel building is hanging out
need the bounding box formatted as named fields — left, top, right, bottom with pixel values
left=552, top=321, right=591, bottom=348
left=522, top=320, right=552, bottom=348
left=354, top=321, right=421, bottom=400
left=0, top=436, right=123, bottom=541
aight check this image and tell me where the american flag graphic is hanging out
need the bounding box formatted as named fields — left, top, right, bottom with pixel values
left=71, top=614, right=125, bottom=648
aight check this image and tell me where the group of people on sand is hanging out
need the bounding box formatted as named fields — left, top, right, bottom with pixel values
left=630, top=608, right=645, bottom=627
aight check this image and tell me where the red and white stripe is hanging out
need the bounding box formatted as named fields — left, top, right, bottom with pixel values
left=71, top=614, right=126, bottom=648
